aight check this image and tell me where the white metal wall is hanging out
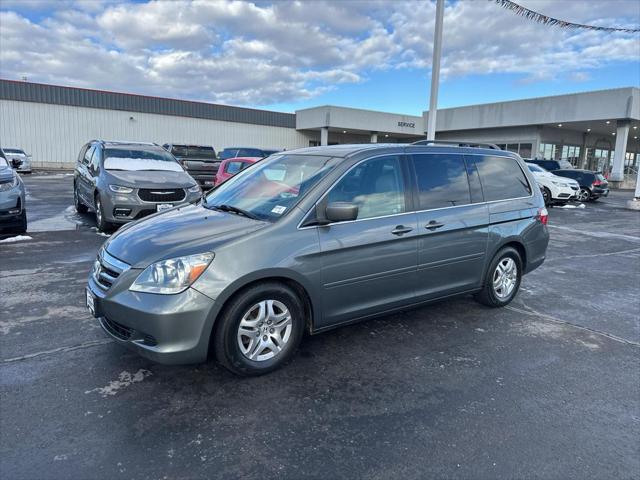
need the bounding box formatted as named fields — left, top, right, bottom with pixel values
left=0, top=100, right=312, bottom=168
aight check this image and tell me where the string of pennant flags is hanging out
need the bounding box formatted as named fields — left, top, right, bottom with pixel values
left=493, top=0, right=640, bottom=33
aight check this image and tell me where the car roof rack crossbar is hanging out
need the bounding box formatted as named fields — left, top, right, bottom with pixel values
left=410, top=140, right=501, bottom=150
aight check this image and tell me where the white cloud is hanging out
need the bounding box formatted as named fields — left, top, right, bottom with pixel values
left=0, top=0, right=638, bottom=106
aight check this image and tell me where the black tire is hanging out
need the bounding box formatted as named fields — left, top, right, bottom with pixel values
left=94, top=193, right=113, bottom=232
left=74, top=184, right=88, bottom=213
left=542, top=187, right=551, bottom=206
left=474, top=246, right=523, bottom=308
left=214, top=282, right=305, bottom=376
left=11, top=209, right=27, bottom=234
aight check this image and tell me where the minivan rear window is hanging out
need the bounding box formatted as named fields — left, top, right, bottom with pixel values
left=474, top=156, right=532, bottom=202
left=412, top=154, right=471, bottom=209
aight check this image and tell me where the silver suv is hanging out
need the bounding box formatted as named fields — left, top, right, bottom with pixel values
left=86, top=143, right=549, bottom=375
left=73, top=141, right=201, bottom=231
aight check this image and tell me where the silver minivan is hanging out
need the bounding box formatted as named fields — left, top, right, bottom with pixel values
left=86, top=143, right=549, bottom=375
left=73, top=140, right=202, bottom=231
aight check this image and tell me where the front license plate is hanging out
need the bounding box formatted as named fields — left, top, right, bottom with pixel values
left=204, top=181, right=214, bottom=185
left=86, top=288, right=97, bottom=317
left=157, top=203, right=174, bottom=212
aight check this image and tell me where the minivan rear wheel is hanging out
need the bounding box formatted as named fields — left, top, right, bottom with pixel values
left=214, top=282, right=305, bottom=376
left=474, top=247, right=522, bottom=308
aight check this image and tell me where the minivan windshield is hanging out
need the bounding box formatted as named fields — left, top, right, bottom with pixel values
left=104, top=148, right=183, bottom=172
left=4, top=148, right=26, bottom=155
left=204, top=154, right=339, bottom=222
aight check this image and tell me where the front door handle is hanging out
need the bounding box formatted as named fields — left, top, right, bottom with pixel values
left=391, top=225, right=413, bottom=236
left=425, top=220, right=445, bottom=231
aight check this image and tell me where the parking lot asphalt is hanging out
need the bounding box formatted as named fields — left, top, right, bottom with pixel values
left=1, top=174, right=639, bottom=480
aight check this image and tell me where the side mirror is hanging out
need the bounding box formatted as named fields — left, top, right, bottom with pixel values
left=325, top=202, right=358, bottom=223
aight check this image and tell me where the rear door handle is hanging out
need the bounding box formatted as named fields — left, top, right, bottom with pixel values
left=391, top=225, right=413, bottom=236
left=425, top=221, right=445, bottom=231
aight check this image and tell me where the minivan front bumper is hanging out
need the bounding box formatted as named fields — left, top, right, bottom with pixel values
left=101, top=189, right=201, bottom=224
left=87, top=269, right=216, bottom=365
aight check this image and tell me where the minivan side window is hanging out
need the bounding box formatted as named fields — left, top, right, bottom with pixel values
left=326, top=156, right=406, bottom=220
left=474, top=156, right=532, bottom=202
left=89, top=147, right=100, bottom=174
left=412, top=154, right=471, bottom=209
left=83, top=145, right=95, bottom=166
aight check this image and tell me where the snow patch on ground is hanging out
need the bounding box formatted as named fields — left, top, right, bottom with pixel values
left=0, top=235, right=32, bottom=244
left=556, top=203, right=586, bottom=209
left=85, top=369, right=152, bottom=397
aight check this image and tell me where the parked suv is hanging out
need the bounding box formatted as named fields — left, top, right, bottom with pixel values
left=551, top=169, right=609, bottom=201
left=0, top=147, right=27, bottom=233
left=73, top=141, right=201, bottom=231
left=86, top=142, right=549, bottom=375
left=526, top=162, right=579, bottom=205
left=163, top=144, right=219, bottom=189
left=219, top=147, right=280, bottom=160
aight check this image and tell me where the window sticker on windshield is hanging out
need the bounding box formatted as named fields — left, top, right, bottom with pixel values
left=271, top=205, right=287, bottom=215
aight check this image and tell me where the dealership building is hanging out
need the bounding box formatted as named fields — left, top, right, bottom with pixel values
left=1, top=79, right=638, bottom=186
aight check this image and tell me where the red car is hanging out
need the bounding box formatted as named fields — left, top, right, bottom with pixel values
left=214, top=157, right=262, bottom=186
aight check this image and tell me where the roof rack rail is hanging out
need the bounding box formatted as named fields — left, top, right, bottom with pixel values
left=410, top=140, right=501, bottom=150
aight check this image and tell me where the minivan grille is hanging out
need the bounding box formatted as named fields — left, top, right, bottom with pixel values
left=138, top=188, right=185, bottom=202
left=93, top=249, right=130, bottom=291
left=101, top=317, right=133, bottom=341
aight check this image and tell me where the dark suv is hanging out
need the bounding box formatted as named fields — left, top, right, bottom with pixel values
left=219, top=147, right=280, bottom=160
left=86, top=142, right=549, bottom=375
left=73, top=141, right=201, bottom=231
left=163, top=144, right=219, bottom=189
left=551, top=169, right=610, bottom=201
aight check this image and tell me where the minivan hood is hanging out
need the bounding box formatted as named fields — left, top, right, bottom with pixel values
left=104, top=203, right=267, bottom=267
left=106, top=169, right=194, bottom=188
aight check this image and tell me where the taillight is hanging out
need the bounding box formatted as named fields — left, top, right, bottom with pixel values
left=592, top=179, right=602, bottom=186
left=537, top=207, right=549, bottom=225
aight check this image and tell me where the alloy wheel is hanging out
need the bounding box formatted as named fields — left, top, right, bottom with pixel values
left=577, top=188, right=590, bottom=202
left=492, top=257, right=517, bottom=300
left=237, top=300, right=293, bottom=362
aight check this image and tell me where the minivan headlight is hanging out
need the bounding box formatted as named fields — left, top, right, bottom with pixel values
left=188, top=184, right=201, bottom=193
left=130, top=253, right=214, bottom=294
left=109, top=184, right=134, bottom=193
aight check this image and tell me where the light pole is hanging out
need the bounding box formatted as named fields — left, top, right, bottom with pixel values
left=426, top=0, right=444, bottom=141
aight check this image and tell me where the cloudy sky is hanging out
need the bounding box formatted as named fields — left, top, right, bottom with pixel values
left=0, top=0, right=638, bottom=114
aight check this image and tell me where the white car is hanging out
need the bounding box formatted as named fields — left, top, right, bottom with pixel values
left=3, top=148, right=32, bottom=173
left=526, top=162, right=579, bottom=205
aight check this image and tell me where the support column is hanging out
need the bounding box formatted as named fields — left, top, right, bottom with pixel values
left=320, top=127, right=329, bottom=146
left=610, top=120, right=629, bottom=187
left=370, top=132, right=378, bottom=144
left=580, top=132, right=588, bottom=169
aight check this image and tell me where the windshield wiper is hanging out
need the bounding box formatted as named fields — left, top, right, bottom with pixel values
left=208, top=203, right=259, bottom=220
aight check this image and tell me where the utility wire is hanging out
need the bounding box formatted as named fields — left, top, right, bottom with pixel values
left=492, top=0, right=640, bottom=33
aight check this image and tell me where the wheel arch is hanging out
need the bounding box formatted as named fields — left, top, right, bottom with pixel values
left=205, top=271, right=318, bottom=357
left=484, top=238, right=527, bottom=283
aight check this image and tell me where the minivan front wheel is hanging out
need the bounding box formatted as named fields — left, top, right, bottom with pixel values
left=214, top=282, right=305, bottom=376
left=94, top=194, right=113, bottom=232
left=474, top=247, right=522, bottom=307
left=74, top=184, right=88, bottom=213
